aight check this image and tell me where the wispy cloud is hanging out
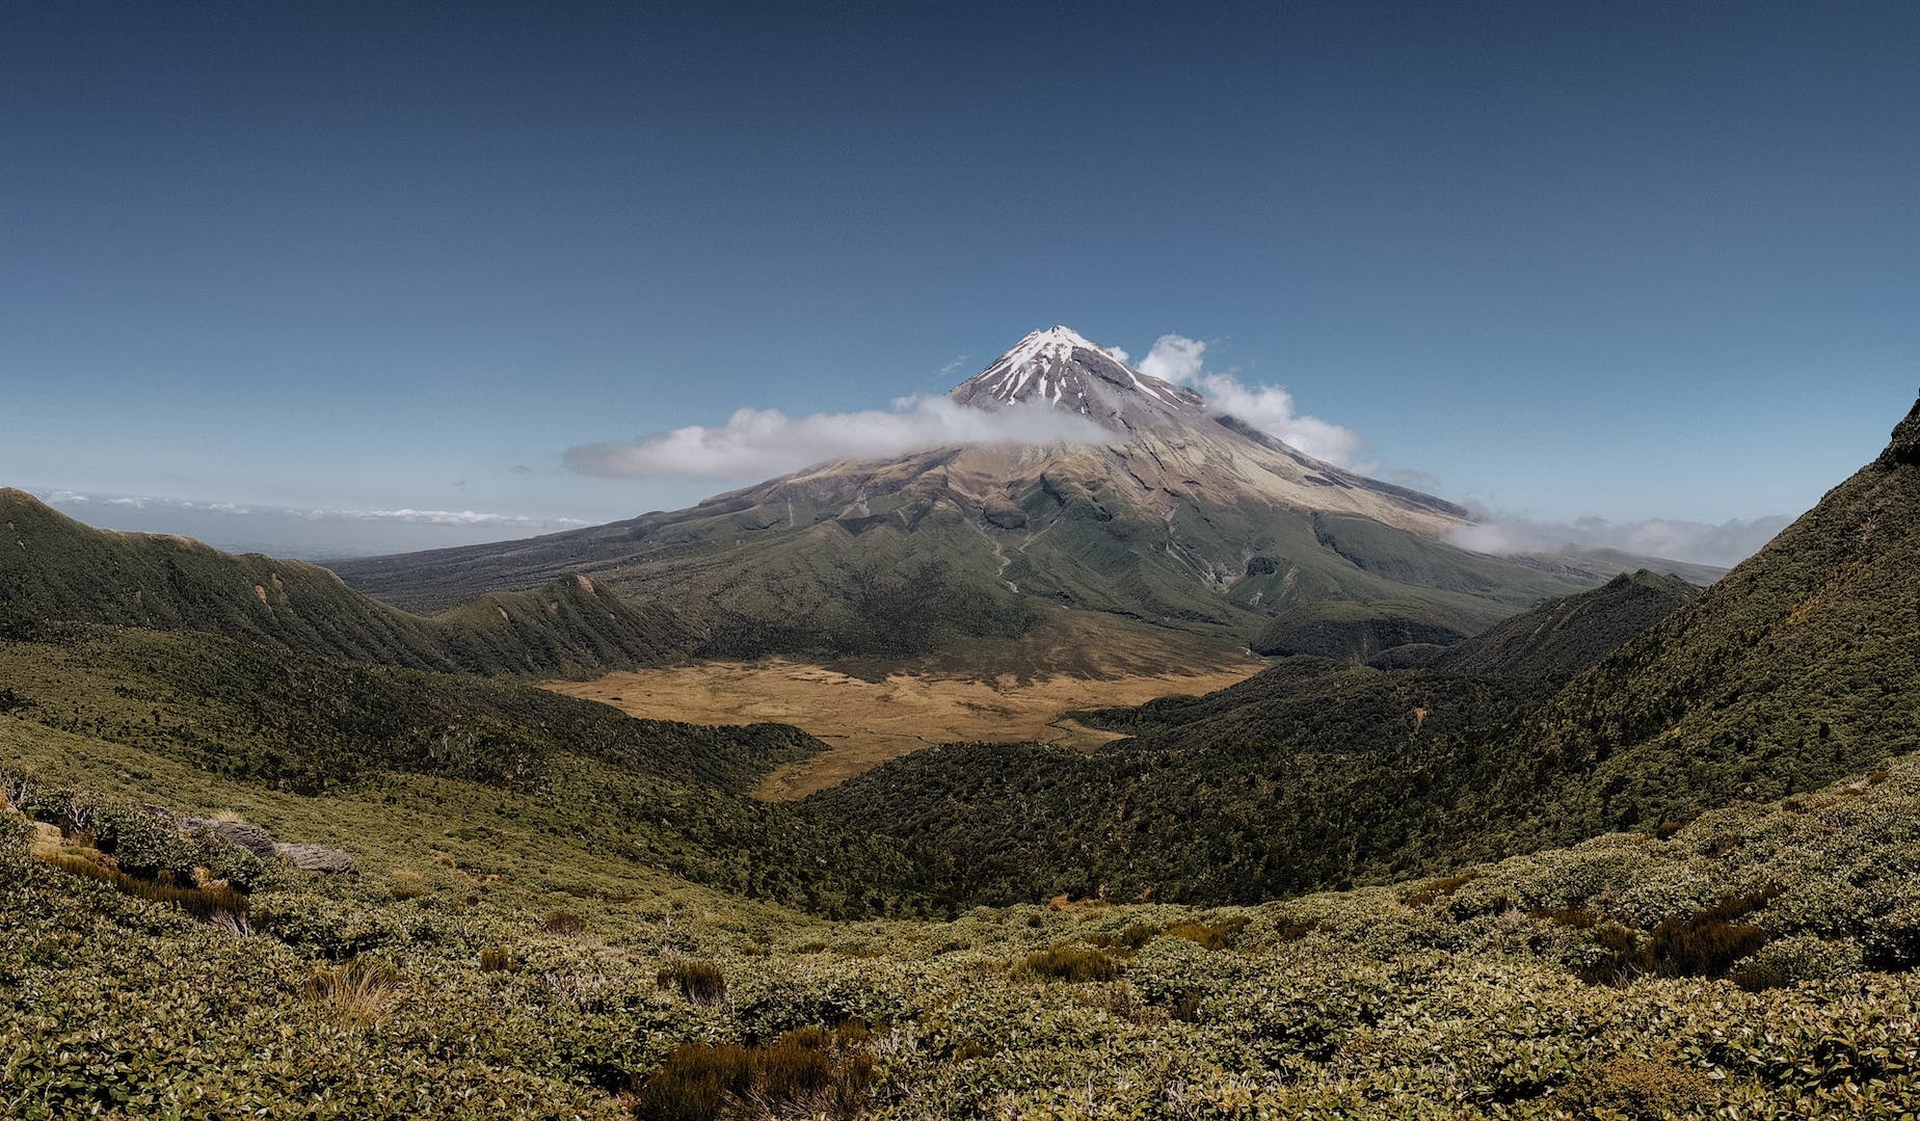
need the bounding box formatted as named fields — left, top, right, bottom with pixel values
left=35, top=490, right=595, bottom=560
left=40, top=490, right=589, bottom=529
left=323, top=507, right=591, bottom=527
left=1138, top=335, right=1364, bottom=467
left=1451, top=513, right=1792, bottom=568
left=565, top=396, right=1110, bottom=480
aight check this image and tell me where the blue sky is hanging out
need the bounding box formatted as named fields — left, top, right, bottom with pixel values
left=4, top=2, right=1916, bottom=562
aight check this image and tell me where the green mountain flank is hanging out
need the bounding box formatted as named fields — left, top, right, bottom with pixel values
left=1468, top=394, right=1920, bottom=852
left=1383, top=568, right=1703, bottom=676
left=0, top=489, right=692, bottom=676
left=0, top=623, right=923, bottom=917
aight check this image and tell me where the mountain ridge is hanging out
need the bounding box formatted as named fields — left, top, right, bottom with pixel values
left=0, top=488, right=692, bottom=675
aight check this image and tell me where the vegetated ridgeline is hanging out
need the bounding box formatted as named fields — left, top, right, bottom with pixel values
left=1375, top=568, right=1703, bottom=676
left=806, top=393, right=1920, bottom=907
left=805, top=573, right=1703, bottom=908
left=0, top=489, right=692, bottom=676
left=1473, top=391, right=1920, bottom=847
left=330, top=327, right=1610, bottom=670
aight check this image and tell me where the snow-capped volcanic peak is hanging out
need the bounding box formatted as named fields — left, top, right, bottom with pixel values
left=992, top=326, right=1109, bottom=382
left=950, top=326, right=1206, bottom=432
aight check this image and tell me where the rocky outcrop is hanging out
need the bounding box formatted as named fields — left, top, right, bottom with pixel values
left=274, top=842, right=357, bottom=874
left=143, top=804, right=357, bottom=874
left=184, top=817, right=278, bottom=860
left=1876, top=392, right=1920, bottom=469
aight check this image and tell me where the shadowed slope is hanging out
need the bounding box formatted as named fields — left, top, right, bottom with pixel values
left=1387, top=569, right=1702, bottom=676
left=1473, top=393, right=1920, bottom=843
left=0, top=489, right=691, bottom=675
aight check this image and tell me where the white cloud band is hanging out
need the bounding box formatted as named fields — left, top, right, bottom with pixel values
left=38, top=490, right=589, bottom=529
left=1451, top=514, right=1792, bottom=569
left=565, top=395, right=1110, bottom=480
left=1138, top=334, right=1364, bottom=467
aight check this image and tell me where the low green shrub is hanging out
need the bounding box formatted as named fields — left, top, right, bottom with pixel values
left=249, top=890, right=402, bottom=960
left=1558, top=1054, right=1714, bottom=1117
left=0, top=809, right=29, bottom=850
left=90, top=802, right=206, bottom=883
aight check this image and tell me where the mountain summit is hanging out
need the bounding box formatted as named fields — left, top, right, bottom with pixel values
left=946, top=325, right=1468, bottom=534
left=950, top=326, right=1210, bottom=433
left=334, top=327, right=1599, bottom=669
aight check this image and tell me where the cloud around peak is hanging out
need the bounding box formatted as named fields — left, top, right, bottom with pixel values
left=564, top=395, right=1109, bottom=481
left=569, top=332, right=1366, bottom=481
left=1138, top=335, right=1364, bottom=467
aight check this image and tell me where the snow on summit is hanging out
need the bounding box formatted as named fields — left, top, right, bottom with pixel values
left=951, top=326, right=1206, bottom=429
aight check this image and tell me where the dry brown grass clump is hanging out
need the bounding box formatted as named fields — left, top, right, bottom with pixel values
left=1557, top=1054, right=1714, bottom=1117
left=388, top=869, right=428, bottom=901
left=303, top=956, right=404, bottom=1027
left=1403, top=871, right=1482, bottom=908
left=479, top=946, right=519, bottom=972
left=1017, top=944, right=1123, bottom=983
left=37, top=846, right=248, bottom=924
left=1578, top=885, right=1784, bottom=985
left=634, top=1024, right=874, bottom=1121
left=657, top=958, right=727, bottom=1004
left=1085, top=923, right=1157, bottom=951
left=542, top=909, right=587, bottom=935
left=1162, top=915, right=1250, bottom=950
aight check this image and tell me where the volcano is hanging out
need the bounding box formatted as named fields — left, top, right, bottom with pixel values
left=332, top=327, right=1604, bottom=671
